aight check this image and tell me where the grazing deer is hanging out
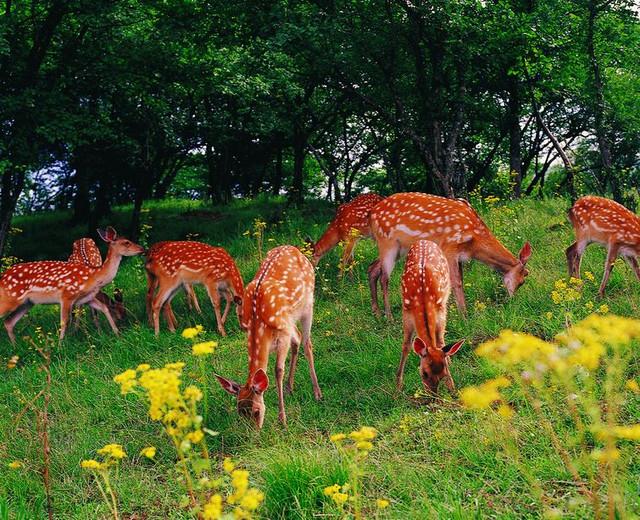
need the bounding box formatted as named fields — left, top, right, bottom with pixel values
left=145, top=241, right=244, bottom=336
left=0, top=227, right=143, bottom=343
left=311, top=193, right=384, bottom=274
left=368, top=193, right=532, bottom=318
left=396, top=240, right=464, bottom=394
left=68, top=238, right=126, bottom=326
left=566, top=195, right=640, bottom=296
left=215, top=245, right=321, bottom=429
left=145, top=241, right=202, bottom=326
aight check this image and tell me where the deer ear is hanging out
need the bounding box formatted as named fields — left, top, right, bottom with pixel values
left=215, top=374, right=241, bottom=396
left=519, top=242, right=532, bottom=265
left=251, top=369, right=269, bottom=394
left=443, top=339, right=465, bottom=356
left=97, top=227, right=118, bottom=243
left=413, top=337, right=428, bottom=357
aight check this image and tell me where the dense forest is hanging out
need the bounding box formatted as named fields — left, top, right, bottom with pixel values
left=1, top=0, right=639, bottom=255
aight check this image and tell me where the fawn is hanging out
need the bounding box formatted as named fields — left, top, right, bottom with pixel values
left=68, top=238, right=126, bottom=326
left=368, top=192, right=532, bottom=318
left=0, top=227, right=143, bottom=343
left=567, top=195, right=640, bottom=296
left=396, top=240, right=464, bottom=394
left=145, top=241, right=244, bottom=336
left=215, top=245, right=322, bottom=429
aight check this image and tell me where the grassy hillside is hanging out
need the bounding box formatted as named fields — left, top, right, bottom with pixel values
left=1, top=196, right=639, bottom=519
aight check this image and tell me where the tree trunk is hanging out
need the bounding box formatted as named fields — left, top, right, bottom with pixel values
left=507, top=76, right=523, bottom=197
left=291, top=126, right=306, bottom=207
left=587, top=0, right=619, bottom=201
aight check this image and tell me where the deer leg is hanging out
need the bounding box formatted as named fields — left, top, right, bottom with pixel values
left=598, top=242, right=620, bottom=297
left=152, top=283, right=180, bottom=336
left=624, top=255, right=640, bottom=281
left=220, top=290, right=232, bottom=325
left=286, top=327, right=302, bottom=394
left=146, top=271, right=158, bottom=327
left=87, top=298, right=119, bottom=335
left=396, top=315, right=414, bottom=391
left=162, top=297, right=178, bottom=333
left=368, top=259, right=382, bottom=316
left=566, top=238, right=588, bottom=278
left=448, top=257, right=467, bottom=318
left=380, top=246, right=399, bottom=320
left=90, top=308, right=102, bottom=330
left=184, top=283, right=202, bottom=314
left=300, top=308, right=322, bottom=400
left=4, top=302, right=33, bottom=345
left=275, top=338, right=289, bottom=427
left=59, top=300, right=73, bottom=341
left=205, top=282, right=226, bottom=336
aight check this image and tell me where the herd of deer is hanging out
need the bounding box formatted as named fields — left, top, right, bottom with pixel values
left=1, top=193, right=639, bottom=428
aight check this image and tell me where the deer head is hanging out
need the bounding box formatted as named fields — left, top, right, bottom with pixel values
left=97, top=227, right=145, bottom=256
left=215, top=369, right=269, bottom=428
left=503, top=242, right=532, bottom=296
left=413, top=337, right=464, bottom=394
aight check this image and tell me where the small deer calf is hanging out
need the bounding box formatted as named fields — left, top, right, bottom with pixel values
left=567, top=195, right=640, bottom=296
left=396, top=240, right=464, bottom=394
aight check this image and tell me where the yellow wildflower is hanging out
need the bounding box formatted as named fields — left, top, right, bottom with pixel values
left=184, top=386, right=203, bottom=402
left=349, top=426, right=377, bottom=442
left=598, top=304, right=609, bottom=314
left=223, top=457, right=236, bottom=473
left=474, top=301, right=487, bottom=312
left=332, top=492, right=349, bottom=505
left=545, top=312, right=553, bottom=320
left=113, top=369, right=137, bottom=394
left=8, top=460, right=22, bottom=469
left=376, top=498, right=390, bottom=509
left=356, top=441, right=373, bottom=451
left=136, top=363, right=151, bottom=372
left=626, top=380, right=640, bottom=393
left=585, top=301, right=594, bottom=311
left=330, top=433, right=346, bottom=442
left=181, top=327, right=200, bottom=339
left=140, top=446, right=156, bottom=459
left=612, top=424, right=640, bottom=441
left=192, top=341, right=217, bottom=356
left=186, top=430, right=204, bottom=443
left=80, top=459, right=104, bottom=470
left=584, top=271, right=595, bottom=282
left=324, top=484, right=341, bottom=496
left=202, top=494, right=223, bottom=519
left=239, top=488, right=264, bottom=511
left=97, top=444, right=126, bottom=460
left=476, top=331, right=556, bottom=367
left=591, top=448, right=620, bottom=462
left=460, top=377, right=511, bottom=410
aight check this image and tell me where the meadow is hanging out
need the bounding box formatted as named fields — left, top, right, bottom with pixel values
left=1, top=196, right=639, bottom=519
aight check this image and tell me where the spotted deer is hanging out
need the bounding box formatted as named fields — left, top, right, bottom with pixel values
left=369, top=192, right=532, bottom=318
left=145, top=241, right=203, bottom=325
left=215, top=245, right=321, bottom=429
left=68, top=238, right=125, bottom=326
left=0, top=227, right=143, bottom=343
left=566, top=195, right=640, bottom=296
left=396, top=240, right=464, bottom=394
left=311, top=193, right=384, bottom=275
left=145, top=241, right=244, bottom=336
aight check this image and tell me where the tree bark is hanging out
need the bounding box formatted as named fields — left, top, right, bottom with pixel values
left=507, top=76, right=523, bottom=197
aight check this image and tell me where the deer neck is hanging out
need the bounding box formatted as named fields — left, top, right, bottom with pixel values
left=245, top=320, right=273, bottom=384
left=90, top=246, right=123, bottom=290
left=473, top=234, right=519, bottom=274
left=313, top=224, right=340, bottom=261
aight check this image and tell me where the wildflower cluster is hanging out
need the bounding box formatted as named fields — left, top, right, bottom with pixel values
left=81, top=443, right=127, bottom=519
left=460, top=314, right=640, bottom=517
left=326, top=427, right=389, bottom=518
left=7, top=354, right=19, bottom=369
left=548, top=274, right=607, bottom=326
left=114, top=352, right=264, bottom=519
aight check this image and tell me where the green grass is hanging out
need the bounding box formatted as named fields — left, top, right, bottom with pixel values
left=1, top=196, right=639, bottom=519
